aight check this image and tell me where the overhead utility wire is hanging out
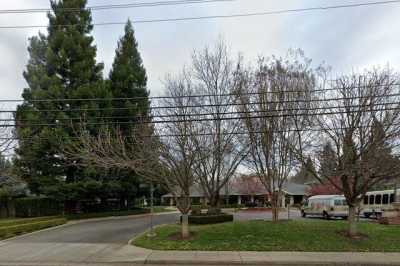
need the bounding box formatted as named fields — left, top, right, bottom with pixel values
left=0, top=0, right=236, bottom=14
left=0, top=0, right=399, bottom=29
left=0, top=95, right=398, bottom=115
left=1, top=92, right=399, bottom=114
left=5, top=105, right=400, bottom=127
left=2, top=101, right=399, bottom=123
left=0, top=82, right=399, bottom=103
left=2, top=122, right=400, bottom=142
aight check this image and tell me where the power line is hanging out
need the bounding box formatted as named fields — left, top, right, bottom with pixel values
left=1, top=82, right=399, bottom=103
left=1, top=0, right=399, bottom=29
left=0, top=93, right=400, bottom=119
left=4, top=105, right=400, bottom=127
left=3, top=121, right=400, bottom=142
left=2, top=92, right=399, bottom=114
left=0, top=0, right=236, bottom=14
left=2, top=101, right=399, bottom=123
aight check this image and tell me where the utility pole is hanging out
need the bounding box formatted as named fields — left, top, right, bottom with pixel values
left=147, top=182, right=156, bottom=237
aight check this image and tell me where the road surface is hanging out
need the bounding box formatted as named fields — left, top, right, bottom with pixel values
left=0, top=213, right=179, bottom=265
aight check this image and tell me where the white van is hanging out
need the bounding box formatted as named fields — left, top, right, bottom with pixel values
left=361, top=189, right=399, bottom=218
left=301, top=195, right=348, bottom=219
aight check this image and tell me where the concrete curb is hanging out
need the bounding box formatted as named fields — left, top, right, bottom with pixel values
left=128, top=223, right=169, bottom=245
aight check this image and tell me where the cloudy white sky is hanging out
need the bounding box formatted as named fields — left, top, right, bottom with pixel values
left=0, top=0, right=400, bottom=110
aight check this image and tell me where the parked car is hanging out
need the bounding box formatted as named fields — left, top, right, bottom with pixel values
left=301, top=195, right=348, bottom=219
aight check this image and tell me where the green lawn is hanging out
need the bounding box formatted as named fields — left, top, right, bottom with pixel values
left=133, top=220, right=400, bottom=252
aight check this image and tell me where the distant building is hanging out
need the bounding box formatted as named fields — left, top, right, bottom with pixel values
left=161, top=176, right=309, bottom=207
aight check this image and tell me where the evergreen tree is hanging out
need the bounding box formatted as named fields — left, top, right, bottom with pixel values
left=15, top=0, right=111, bottom=196
left=366, top=119, right=399, bottom=189
left=292, top=157, right=316, bottom=184
left=109, top=20, right=149, bottom=132
left=318, top=142, right=338, bottom=179
left=106, top=20, right=150, bottom=207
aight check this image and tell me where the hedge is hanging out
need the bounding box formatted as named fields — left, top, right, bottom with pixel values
left=66, top=208, right=150, bottom=220
left=188, top=213, right=233, bottom=224
left=0, top=218, right=67, bottom=239
left=190, top=204, right=245, bottom=209
left=15, top=197, right=63, bottom=218
left=0, top=216, right=61, bottom=227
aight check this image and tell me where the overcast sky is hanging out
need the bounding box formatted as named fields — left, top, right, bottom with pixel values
left=0, top=0, right=400, bottom=110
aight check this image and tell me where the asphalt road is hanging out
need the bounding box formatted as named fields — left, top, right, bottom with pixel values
left=0, top=210, right=373, bottom=265
left=9, top=212, right=179, bottom=244
left=0, top=213, right=179, bottom=265
left=233, top=209, right=302, bottom=221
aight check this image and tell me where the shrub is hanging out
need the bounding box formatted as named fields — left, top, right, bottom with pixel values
left=191, top=206, right=202, bottom=215
left=0, top=216, right=61, bottom=227
left=188, top=213, right=233, bottom=224
left=15, top=197, right=63, bottom=218
left=218, top=204, right=242, bottom=209
left=0, top=218, right=66, bottom=239
left=66, top=208, right=149, bottom=220
left=245, top=202, right=258, bottom=208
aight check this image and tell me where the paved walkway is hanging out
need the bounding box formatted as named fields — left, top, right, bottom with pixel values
left=144, top=250, right=400, bottom=265
left=1, top=244, right=400, bottom=265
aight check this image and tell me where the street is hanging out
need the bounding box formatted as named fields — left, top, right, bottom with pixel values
left=0, top=213, right=178, bottom=264
left=233, top=209, right=302, bottom=221
left=0, top=210, right=374, bottom=265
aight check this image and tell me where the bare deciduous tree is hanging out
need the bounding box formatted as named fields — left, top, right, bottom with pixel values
left=188, top=40, right=248, bottom=212
left=154, top=72, right=200, bottom=238
left=297, top=68, right=400, bottom=236
left=68, top=72, right=199, bottom=239
left=236, top=50, right=316, bottom=222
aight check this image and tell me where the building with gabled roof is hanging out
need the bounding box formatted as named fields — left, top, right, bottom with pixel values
left=161, top=175, right=309, bottom=207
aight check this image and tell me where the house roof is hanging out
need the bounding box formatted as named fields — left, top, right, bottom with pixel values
left=162, top=180, right=309, bottom=198
left=282, top=182, right=309, bottom=196
left=161, top=184, right=242, bottom=198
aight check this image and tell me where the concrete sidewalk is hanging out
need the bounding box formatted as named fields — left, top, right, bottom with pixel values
left=144, top=250, right=400, bottom=265
left=1, top=244, right=400, bottom=265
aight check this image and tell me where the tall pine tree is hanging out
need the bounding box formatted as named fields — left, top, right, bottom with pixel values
left=109, top=20, right=149, bottom=131
left=292, top=157, right=316, bottom=184
left=318, top=142, right=338, bottom=179
left=15, top=0, right=111, bottom=196
left=106, top=20, right=150, bottom=208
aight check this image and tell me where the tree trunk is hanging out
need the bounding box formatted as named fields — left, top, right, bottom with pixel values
left=271, top=192, right=279, bottom=222
left=207, top=193, right=221, bottom=214
left=210, top=193, right=220, bottom=208
left=272, top=204, right=279, bottom=222
left=181, top=213, right=190, bottom=239
left=9, top=199, right=15, bottom=218
left=348, top=205, right=358, bottom=237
